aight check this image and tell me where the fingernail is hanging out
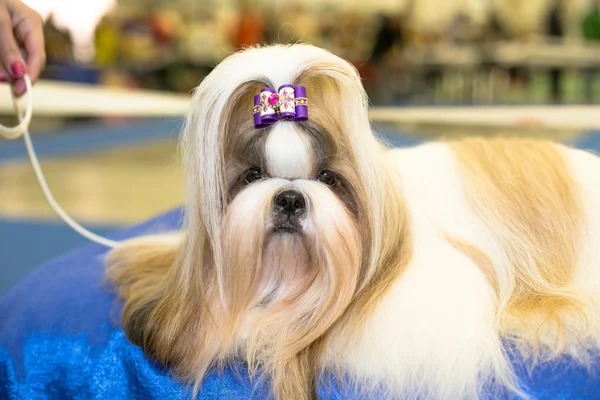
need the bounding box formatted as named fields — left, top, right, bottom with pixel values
left=10, top=61, right=26, bottom=78
left=0, top=75, right=7, bottom=82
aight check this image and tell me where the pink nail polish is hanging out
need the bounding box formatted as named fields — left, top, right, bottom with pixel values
left=10, top=61, right=26, bottom=77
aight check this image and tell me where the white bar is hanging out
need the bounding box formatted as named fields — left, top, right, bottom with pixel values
left=1, top=80, right=599, bottom=131
left=0, top=80, right=191, bottom=117
left=370, top=106, right=600, bottom=131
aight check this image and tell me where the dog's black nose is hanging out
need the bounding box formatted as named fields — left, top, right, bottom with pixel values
left=274, top=189, right=306, bottom=216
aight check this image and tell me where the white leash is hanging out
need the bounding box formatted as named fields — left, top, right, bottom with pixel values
left=0, top=75, right=118, bottom=248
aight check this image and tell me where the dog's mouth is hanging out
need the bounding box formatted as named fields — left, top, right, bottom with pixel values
left=271, top=220, right=302, bottom=235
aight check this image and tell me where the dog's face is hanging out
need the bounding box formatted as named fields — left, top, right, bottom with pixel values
left=216, top=78, right=368, bottom=329
left=224, top=118, right=364, bottom=299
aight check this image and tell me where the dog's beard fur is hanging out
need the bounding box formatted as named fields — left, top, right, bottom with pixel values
left=107, top=44, right=411, bottom=399
left=220, top=179, right=363, bottom=398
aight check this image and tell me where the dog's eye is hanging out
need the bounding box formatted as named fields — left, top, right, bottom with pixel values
left=317, top=170, right=337, bottom=186
left=244, top=167, right=263, bottom=184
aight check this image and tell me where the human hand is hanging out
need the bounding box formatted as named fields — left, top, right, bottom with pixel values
left=0, top=0, right=45, bottom=96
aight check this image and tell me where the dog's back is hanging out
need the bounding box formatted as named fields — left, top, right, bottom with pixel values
left=326, top=137, right=600, bottom=398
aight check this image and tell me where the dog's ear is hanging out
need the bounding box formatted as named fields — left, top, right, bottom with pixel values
left=106, top=233, right=184, bottom=348
left=180, top=78, right=266, bottom=271
left=294, top=65, right=406, bottom=289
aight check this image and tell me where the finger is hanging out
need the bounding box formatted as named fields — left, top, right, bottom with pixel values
left=0, top=67, right=9, bottom=82
left=12, top=77, right=26, bottom=97
left=0, top=7, right=26, bottom=79
left=13, top=9, right=45, bottom=82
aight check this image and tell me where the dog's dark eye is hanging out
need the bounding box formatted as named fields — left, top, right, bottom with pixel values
left=317, top=170, right=337, bottom=186
left=244, top=167, right=263, bottom=184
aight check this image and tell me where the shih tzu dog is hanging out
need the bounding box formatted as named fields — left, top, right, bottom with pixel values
left=107, top=44, right=600, bottom=399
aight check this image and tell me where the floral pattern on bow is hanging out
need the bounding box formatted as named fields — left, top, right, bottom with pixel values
left=253, top=85, right=308, bottom=128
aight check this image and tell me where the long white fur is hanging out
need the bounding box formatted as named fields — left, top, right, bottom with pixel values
left=266, top=122, right=314, bottom=179
left=565, top=148, right=600, bottom=287
left=562, top=148, right=600, bottom=339
left=326, top=144, right=516, bottom=399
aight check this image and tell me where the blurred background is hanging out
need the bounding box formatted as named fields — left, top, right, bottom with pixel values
left=25, top=0, right=600, bottom=104
left=1, top=0, right=599, bottom=294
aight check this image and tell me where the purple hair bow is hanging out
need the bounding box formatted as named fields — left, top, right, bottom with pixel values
left=253, top=85, right=308, bottom=128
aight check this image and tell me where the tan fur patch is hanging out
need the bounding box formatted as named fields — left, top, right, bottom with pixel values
left=448, top=137, right=585, bottom=350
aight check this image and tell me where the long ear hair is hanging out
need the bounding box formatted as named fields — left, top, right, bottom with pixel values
left=106, top=233, right=183, bottom=350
